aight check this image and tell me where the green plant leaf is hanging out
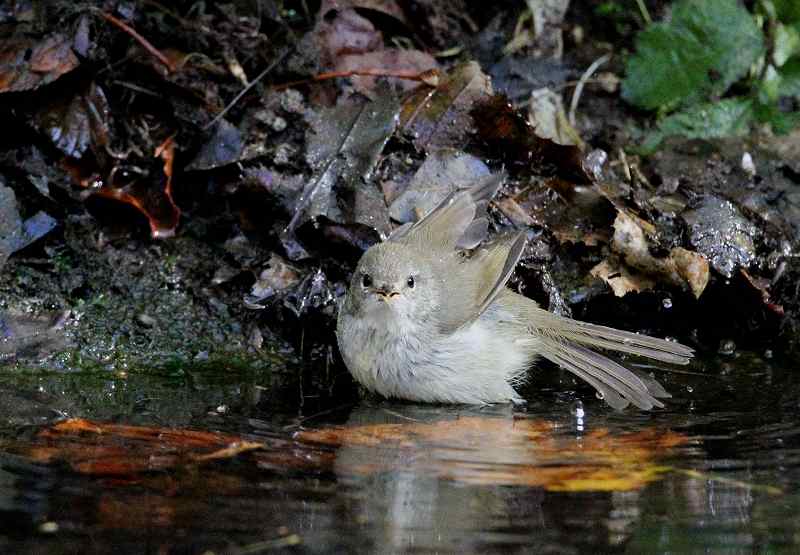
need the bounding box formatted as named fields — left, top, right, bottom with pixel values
left=774, top=23, right=800, bottom=66
left=641, top=98, right=754, bottom=152
left=623, top=0, right=765, bottom=111
left=771, top=0, right=800, bottom=23
left=779, top=58, right=800, bottom=97
left=754, top=101, right=800, bottom=134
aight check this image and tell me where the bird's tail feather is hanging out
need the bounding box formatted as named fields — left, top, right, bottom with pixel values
left=532, top=309, right=693, bottom=365
left=537, top=337, right=668, bottom=410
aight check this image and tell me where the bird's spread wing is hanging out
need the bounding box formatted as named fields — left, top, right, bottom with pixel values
left=436, top=231, right=528, bottom=332
left=470, top=232, right=527, bottom=318
left=391, top=172, right=505, bottom=251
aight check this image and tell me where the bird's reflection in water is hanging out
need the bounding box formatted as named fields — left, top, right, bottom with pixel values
left=316, top=403, right=660, bottom=553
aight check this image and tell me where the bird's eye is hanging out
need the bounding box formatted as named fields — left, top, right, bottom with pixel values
left=406, top=276, right=415, bottom=288
left=361, top=273, right=373, bottom=288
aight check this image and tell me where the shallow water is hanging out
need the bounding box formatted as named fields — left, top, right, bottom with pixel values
left=0, top=350, right=799, bottom=554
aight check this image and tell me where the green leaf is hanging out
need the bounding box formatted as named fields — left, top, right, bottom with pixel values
left=779, top=57, right=800, bottom=97
left=774, top=23, right=800, bottom=66
left=772, top=0, right=800, bottom=23
left=754, top=99, right=800, bottom=134
left=640, top=98, right=754, bottom=152
left=623, top=0, right=765, bottom=111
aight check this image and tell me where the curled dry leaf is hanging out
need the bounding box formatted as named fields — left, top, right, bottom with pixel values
left=34, top=82, right=111, bottom=159
left=315, top=5, right=437, bottom=96
left=593, top=210, right=709, bottom=298
left=0, top=34, right=80, bottom=93
left=244, top=253, right=302, bottom=309
left=528, top=87, right=581, bottom=146
left=401, top=62, right=596, bottom=182
left=91, top=136, right=181, bottom=239
left=298, top=415, right=688, bottom=491
left=472, top=94, right=594, bottom=183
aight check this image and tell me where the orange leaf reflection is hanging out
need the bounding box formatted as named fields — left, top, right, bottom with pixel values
left=299, top=416, right=688, bottom=492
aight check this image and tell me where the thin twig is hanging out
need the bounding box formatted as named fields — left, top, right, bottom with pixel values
left=204, top=49, right=291, bottom=130
left=634, top=0, right=652, bottom=25
left=568, top=53, right=611, bottom=126
left=94, top=10, right=175, bottom=73
left=273, top=68, right=440, bottom=91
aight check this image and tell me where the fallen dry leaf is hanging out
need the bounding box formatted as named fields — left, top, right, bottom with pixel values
left=285, top=92, right=400, bottom=250
left=337, top=49, right=438, bottom=96
left=590, top=257, right=656, bottom=297
left=298, top=415, right=688, bottom=491
left=90, top=136, right=181, bottom=239
left=400, top=61, right=492, bottom=151
left=605, top=210, right=709, bottom=298
left=34, top=81, right=111, bottom=159
left=0, top=34, right=80, bottom=93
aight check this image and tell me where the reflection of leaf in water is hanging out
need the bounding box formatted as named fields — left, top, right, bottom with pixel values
left=298, top=416, right=688, bottom=492
left=286, top=93, right=400, bottom=244
left=21, top=418, right=264, bottom=475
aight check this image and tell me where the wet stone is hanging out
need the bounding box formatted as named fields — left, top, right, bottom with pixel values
left=682, top=195, right=757, bottom=278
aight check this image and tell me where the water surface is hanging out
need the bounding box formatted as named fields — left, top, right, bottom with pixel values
left=0, top=350, right=798, bottom=554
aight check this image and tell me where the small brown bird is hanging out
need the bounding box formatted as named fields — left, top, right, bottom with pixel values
left=336, top=174, right=693, bottom=409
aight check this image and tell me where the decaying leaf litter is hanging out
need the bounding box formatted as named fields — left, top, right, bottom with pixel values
left=0, top=0, right=798, bottom=502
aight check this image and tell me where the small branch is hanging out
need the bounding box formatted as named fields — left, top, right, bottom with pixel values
left=634, top=0, right=652, bottom=26
left=568, top=53, right=611, bottom=127
left=95, top=10, right=175, bottom=73
left=272, top=68, right=440, bottom=91
left=204, top=49, right=292, bottom=130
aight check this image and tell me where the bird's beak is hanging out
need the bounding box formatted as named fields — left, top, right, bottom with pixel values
left=372, top=288, right=400, bottom=301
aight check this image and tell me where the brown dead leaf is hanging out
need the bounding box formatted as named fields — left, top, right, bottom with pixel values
left=607, top=210, right=709, bottom=298
left=298, top=416, right=688, bottom=491
left=338, top=49, right=438, bottom=95
left=472, top=94, right=595, bottom=183
left=0, top=34, right=79, bottom=93
left=314, top=6, right=436, bottom=97
left=590, top=257, right=656, bottom=297
left=515, top=180, right=614, bottom=246
left=317, top=8, right=382, bottom=63
left=34, top=81, right=111, bottom=159
left=91, top=136, right=181, bottom=239
left=400, top=61, right=491, bottom=151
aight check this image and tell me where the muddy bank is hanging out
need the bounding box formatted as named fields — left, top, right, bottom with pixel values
left=0, top=1, right=798, bottom=391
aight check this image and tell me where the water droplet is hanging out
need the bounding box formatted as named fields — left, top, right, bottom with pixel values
left=686, top=386, right=694, bottom=393
left=662, top=297, right=673, bottom=309
left=595, top=391, right=605, bottom=400
left=571, top=400, right=585, bottom=418
left=718, top=339, right=736, bottom=355
left=764, top=349, right=773, bottom=359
